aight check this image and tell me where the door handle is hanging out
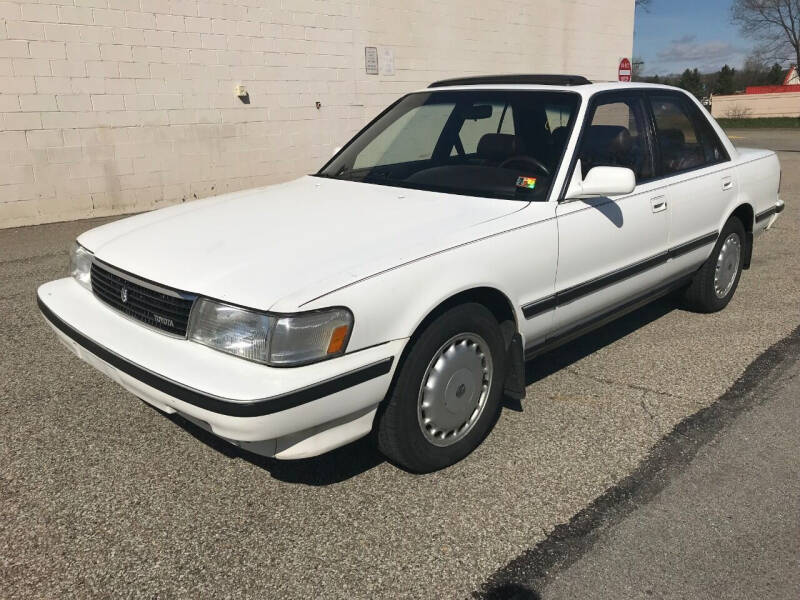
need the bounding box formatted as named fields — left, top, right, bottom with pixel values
left=722, top=176, right=733, bottom=191
left=650, top=196, right=667, bottom=213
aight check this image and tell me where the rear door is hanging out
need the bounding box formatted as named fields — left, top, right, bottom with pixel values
left=550, top=90, right=670, bottom=340
left=646, top=91, right=734, bottom=278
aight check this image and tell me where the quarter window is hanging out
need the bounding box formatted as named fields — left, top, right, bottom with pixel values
left=685, top=100, right=730, bottom=164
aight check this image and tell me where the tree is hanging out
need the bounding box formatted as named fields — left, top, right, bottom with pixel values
left=767, top=61, right=786, bottom=83
left=742, top=54, right=768, bottom=84
left=732, top=0, right=800, bottom=71
left=716, top=64, right=737, bottom=94
left=740, top=54, right=789, bottom=85
left=678, top=68, right=705, bottom=98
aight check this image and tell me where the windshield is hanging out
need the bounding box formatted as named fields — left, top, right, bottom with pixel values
left=317, top=90, right=580, bottom=201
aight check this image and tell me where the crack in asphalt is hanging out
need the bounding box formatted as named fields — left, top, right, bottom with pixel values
left=639, top=398, right=656, bottom=420
left=0, top=251, right=67, bottom=267
left=0, top=292, right=29, bottom=302
left=565, top=366, right=688, bottom=401
left=473, top=323, right=800, bottom=600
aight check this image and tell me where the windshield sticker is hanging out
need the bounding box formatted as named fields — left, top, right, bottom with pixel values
left=516, top=176, right=537, bottom=190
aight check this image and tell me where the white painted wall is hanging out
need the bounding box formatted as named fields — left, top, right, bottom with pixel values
left=711, top=92, right=800, bottom=119
left=0, top=0, right=634, bottom=228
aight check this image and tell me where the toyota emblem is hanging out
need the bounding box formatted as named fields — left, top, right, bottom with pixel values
left=120, top=287, right=128, bottom=303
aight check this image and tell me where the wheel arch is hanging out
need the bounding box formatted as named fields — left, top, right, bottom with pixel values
left=727, top=203, right=754, bottom=269
left=375, top=286, right=524, bottom=431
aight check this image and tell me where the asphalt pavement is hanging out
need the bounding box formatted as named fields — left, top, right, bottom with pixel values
left=540, top=330, right=800, bottom=600
left=1, top=129, right=798, bottom=599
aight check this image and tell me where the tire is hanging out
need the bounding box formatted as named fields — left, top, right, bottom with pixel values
left=682, top=216, right=746, bottom=313
left=375, top=303, right=507, bottom=473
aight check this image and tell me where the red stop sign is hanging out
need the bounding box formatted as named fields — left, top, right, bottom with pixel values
left=619, top=58, right=632, bottom=82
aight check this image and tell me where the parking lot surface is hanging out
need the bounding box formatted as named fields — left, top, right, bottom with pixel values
left=1, top=129, right=798, bottom=599
left=540, top=331, right=800, bottom=600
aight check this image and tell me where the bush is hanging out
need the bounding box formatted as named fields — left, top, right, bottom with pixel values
left=724, top=106, right=753, bottom=119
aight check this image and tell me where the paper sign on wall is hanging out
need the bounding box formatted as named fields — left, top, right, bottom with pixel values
left=365, top=47, right=378, bottom=75
left=380, top=48, right=395, bottom=76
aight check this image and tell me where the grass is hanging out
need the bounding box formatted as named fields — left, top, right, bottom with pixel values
left=717, top=117, right=800, bottom=129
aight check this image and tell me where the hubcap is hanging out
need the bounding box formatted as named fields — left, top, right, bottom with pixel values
left=714, top=233, right=741, bottom=298
left=417, top=333, right=493, bottom=447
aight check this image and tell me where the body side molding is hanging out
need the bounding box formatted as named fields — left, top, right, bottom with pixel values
left=521, top=231, right=718, bottom=319
left=525, top=275, right=693, bottom=360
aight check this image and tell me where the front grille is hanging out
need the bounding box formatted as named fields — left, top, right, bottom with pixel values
left=90, top=262, right=195, bottom=337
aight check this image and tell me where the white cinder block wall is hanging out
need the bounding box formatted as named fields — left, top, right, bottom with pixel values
left=711, top=92, right=800, bottom=119
left=0, top=0, right=634, bottom=228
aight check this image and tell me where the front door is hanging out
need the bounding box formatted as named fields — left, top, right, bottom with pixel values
left=552, top=91, right=670, bottom=340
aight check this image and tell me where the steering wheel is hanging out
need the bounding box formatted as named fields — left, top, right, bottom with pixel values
left=498, top=155, right=550, bottom=176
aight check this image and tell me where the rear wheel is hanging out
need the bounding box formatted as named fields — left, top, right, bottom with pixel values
left=683, top=217, right=745, bottom=313
left=375, top=303, right=506, bottom=473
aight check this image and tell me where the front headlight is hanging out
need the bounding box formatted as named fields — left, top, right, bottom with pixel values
left=70, top=242, right=93, bottom=291
left=187, top=298, right=353, bottom=366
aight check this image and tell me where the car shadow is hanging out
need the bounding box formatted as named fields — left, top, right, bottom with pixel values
left=581, top=196, right=624, bottom=228
left=524, top=294, right=677, bottom=386
left=162, top=411, right=386, bottom=486
left=500, top=294, right=677, bottom=412
left=163, top=295, right=679, bottom=485
left=483, top=583, right=542, bottom=600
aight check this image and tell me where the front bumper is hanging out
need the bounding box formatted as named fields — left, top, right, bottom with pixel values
left=38, top=278, right=403, bottom=459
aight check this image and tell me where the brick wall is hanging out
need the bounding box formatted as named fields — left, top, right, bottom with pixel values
left=0, top=0, right=634, bottom=228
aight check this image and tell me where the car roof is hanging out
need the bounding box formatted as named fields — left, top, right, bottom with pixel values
left=429, top=74, right=592, bottom=87
left=416, top=81, right=686, bottom=97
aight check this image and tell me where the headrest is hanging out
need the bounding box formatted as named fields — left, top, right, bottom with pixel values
left=660, top=128, right=685, bottom=147
left=550, top=126, right=569, bottom=149
left=608, top=127, right=632, bottom=153
left=477, top=133, right=522, bottom=161
left=584, top=125, right=628, bottom=148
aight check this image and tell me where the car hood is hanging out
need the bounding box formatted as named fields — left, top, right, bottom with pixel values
left=80, top=176, right=525, bottom=311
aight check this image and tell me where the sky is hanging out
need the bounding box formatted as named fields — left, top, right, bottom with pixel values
left=634, top=0, right=753, bottom=76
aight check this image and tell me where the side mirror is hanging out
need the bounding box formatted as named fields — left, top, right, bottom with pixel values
left=565, top=162, right=636, bottom=199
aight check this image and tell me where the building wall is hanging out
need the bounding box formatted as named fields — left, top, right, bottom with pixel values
left=0, top=0, right=634, bottom=228
left=711, top=92, right=800, bottom=119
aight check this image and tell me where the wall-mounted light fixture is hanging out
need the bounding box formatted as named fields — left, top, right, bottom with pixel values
left=235, top=85, right=250, bottom=104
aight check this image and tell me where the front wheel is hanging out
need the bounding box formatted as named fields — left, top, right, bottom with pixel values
left=683, top=217, right=745, bottom=313
left=375, top=303, right=507, bottom=473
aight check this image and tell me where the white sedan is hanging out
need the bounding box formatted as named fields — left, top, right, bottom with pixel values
left=38, top=75, right=784, bottom=472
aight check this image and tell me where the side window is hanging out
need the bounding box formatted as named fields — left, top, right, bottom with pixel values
left=454, top=102, right=514, bottom=155
left=649, top=94, right=710, bottom=175
left=578, top=96, right=653, bottom=180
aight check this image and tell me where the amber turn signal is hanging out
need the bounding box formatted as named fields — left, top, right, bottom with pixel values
left=327, top=325, right=349, bottom=354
